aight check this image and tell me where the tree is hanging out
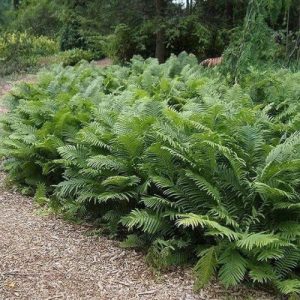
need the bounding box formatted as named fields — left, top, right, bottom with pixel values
left=12, top=0, right=19, bottom=10
left=155, top=0, right=166, bottom=63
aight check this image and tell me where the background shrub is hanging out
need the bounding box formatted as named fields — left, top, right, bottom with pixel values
left=9, top=0, right=62, bottom=37
left=0, top=31, right=58, bottom=75
left=103, top=24, right=146, bottom=64
left=59, top=48, right=94, bottom=66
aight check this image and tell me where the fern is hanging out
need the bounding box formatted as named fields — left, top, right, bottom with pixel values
left=176, top=213, right=239, bottom=241
left=121, top=209, right=166, bottom=234
left=218, top=249, right=248, bottom=287
left=194, top=246, right=218, bottom=289
left=1, top=55, right=300, bottom=296
left=236, top=232, right=281, bottom=251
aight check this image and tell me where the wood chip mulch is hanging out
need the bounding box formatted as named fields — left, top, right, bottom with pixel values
left=0, top=172, right=278, bottom=300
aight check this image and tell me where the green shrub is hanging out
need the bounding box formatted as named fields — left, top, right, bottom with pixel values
left=60, top=14, right=86, bottom=51
left=59, top=48, right=94, bottom=66
left=0, top=31, right=58, bottom=75
left=165, top=15, right=212, bottom=59
left=81, top=32, right=106, bottom=60
left=9, top=0, right=62, bottom=37
left=59, top=14, right=105, bottom=60
left=1, top=53, right=300, bottom=296
left=103, top=24, right=146, bottom=63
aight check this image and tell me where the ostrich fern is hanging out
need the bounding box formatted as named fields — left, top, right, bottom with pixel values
left=0, top=53, right=299, bottom=296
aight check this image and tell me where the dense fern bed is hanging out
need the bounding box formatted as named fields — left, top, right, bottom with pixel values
left=0, top=53, right=299, bottom=296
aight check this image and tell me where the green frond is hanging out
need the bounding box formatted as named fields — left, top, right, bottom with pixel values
left=185, top=170, right=221, bottom=203
left=96, top=191, right=137, bottom=203
left=102, top=176, right=140, bottom=188
left=236, top=232, right=281, bottom=251
left=176, top=213, right=239, bottom=241
left=194, top=246, right=218, bottom=289
left=58, top=144, right=88, bottom=167
left=218, top=249, right=248, bottom=287
left=248, top=263, right=277, bottom=283
left=55, top=178, right=93, bottom=197
left=142, top=196, right=177, bottom=212
left=87, top=155, right=125, bottom=171
left=256, top=248, right=285, bottom=261
left=121, top=209, right=166, bottom=234
left=276, top=280, right=300, bottom=295
left=120, top=234, right=146, bottom=249
left=275, top=248, right=300, bottom=279
left=34, top=183, right=49, bottom=206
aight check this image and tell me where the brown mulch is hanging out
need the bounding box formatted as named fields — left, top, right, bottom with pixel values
left=94, top=58, right=113, bottom=68
left=0, top=173, right=277, bottom=300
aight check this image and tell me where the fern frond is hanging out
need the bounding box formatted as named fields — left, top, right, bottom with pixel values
left=176, top=213, right=238, bottom=241
left=236, top=232, right=281, bottom=251
left=121, top=209, right=166, bottom=234
left=276, top=279, right=300, bottom=295
left=249, top=263, right=277, bottom=283
left=194, top=246, right=218, bottom=289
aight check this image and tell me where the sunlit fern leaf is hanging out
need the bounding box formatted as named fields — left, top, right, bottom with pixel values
left=248, top=263, right=277, bottom=283
left=265, top=132, right=300, bottom=165
left=121, top=209, right=166, bottom=234
left=102, top=176, right=140, bottom=188
left=176, top=213, right=239, bottom=241
left=276, top=279, right=300, bottom=295
left=194, top=246, right=218, bottom=289
left=141, top=196, right=178, bottom=212
left=55, top=178, right=94, bottom=197
left=96, top=191, right=137, bottom=203
left=236, top=232, right=281, bottom=251
left=218, top=249, right=248, bottom=287
left=256, top=248, right=285, bottom=261
left=87, top=155, right=125, bottom=171
left=57, top=144, right=88, bottom=168
left=276, top=221, right=300, bottom=239
left=254, top=181, right=296, bottom=200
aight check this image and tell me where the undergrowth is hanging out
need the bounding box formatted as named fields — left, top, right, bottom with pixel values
left=0, top=53, right=299, bottom=297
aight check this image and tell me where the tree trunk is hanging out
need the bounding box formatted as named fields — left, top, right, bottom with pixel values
left=12, top=0, right=19, bottom=10
left=186, top=0, right=190, bottom=14
left=155, top=0, right=166, bottom=64
left=226, top=0, right=234, bottom=26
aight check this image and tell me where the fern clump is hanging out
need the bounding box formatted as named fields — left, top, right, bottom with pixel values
left=1, top=53, right=299, bottom=296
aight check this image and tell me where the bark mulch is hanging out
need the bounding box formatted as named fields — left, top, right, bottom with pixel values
left=0, top=172, right=277, bottom=300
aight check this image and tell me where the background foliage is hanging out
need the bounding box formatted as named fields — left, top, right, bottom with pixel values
left=0, top=0, right=299, bottom=70
left=0, top=32, right=58, bottom=75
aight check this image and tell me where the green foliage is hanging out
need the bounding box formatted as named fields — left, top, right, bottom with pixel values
left=0, top=31, right=58, bottom=75
left=59, top=48, right=94, bottom=66
left=60, top=13, right=86, bottom=51
left=103, top=24, right=146, bottom=63
left=222, top=0, right=300, bottom=81
left=165, top=15, right=212, bottom=60
left=1, top=53, right=300, bottom=296
left=9, top=0, right=62, bottom=37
